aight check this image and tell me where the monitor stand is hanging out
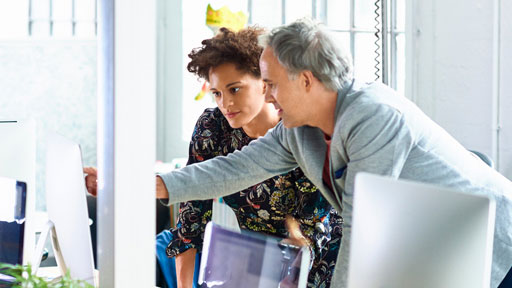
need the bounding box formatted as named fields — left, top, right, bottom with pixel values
left=31, top=220, right=67, bottom=277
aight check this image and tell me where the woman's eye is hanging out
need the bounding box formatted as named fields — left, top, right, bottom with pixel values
left=230, top=87, right=240, bottom=94
left=212, top=91, right=221, bottom=98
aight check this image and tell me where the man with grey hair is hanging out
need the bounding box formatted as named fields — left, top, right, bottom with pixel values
left=157, top=19, right=512, bottom=287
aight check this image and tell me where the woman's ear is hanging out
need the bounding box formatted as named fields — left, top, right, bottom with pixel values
left=262, top=81, right=267, bottom=95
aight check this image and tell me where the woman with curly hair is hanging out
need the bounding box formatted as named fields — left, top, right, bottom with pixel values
left=155, top=27, right=343, bottom=288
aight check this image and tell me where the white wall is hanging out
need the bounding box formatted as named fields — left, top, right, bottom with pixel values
left=157, top=0, right=247, bottom=162
left=408, top=0, right=511, bottom=179
left=0, top=40, right=97, bottom=210
left=499, top=0, right=512, bottom=178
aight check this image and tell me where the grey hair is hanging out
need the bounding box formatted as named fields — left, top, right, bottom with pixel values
left=258, top=18, right=353, bottom=91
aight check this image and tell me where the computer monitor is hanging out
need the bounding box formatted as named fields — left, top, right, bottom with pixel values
left=0, top=120, right=36, bottom=265
left=199, top=222, right=310, bottom=288
left=348, top=172, right=496, bottom=288
left=32, top=133, right=95, bottom=286
left=0, top=177, right=27, bottom=265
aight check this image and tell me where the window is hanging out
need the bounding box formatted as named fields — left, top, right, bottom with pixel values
left=0, top=0, right=97, bottom=39
left=248, top=0, right=405, bottom=94
left=28, top=0, right=97, bottom=37
left=0, top=0, right=98, bottom=211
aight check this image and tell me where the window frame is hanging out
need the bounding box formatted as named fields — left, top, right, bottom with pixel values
left=28, top=0, right=97, bottom=37
left=247, top=0, right=404, bottom=91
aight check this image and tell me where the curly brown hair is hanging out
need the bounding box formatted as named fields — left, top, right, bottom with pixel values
left=187, top=26, right=265, bottom=81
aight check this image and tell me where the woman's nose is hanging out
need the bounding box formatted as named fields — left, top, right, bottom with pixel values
left=222, top=94, right=234, bottom=108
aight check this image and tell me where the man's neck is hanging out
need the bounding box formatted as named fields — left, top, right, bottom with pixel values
left=309, top=89, right=338, bottom=137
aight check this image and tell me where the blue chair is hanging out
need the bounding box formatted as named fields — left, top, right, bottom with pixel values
left=156, top=230, right=201, bottom=288
left=468, top=151, right=512, bottom=287
left=469, top=150, right=494, bottom=169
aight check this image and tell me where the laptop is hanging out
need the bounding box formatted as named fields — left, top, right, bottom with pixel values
left=0, top=176, right=27, bottom=284
left=199, top=222, right=310, bottom=288
left=348, top=172, right=496, bottom=288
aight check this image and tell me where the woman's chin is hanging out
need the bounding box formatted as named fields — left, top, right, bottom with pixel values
left=226, top=119, right=243, bottom=129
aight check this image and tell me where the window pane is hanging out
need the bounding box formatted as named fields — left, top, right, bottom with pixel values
left=32, top=0, right=50, bottom=20
left=75, top=0, right=95, bottom=21
left=354, top=0, right=375, bottom=30
left=396, top=0, right=405, bottom=31
left=251, top=0, right=282, bottom=28
left=354, top=33, right=379, bottom=83
left=326, top=0, right=350, bottom=29
left=31, top=20, right=50, bottom=36
left=0, top=0, right=29, bottom=38
left=396, top=33, right=405, bottom=95
left=330, top=31, right=351, bottom=60
left=53, top=21, right=72, bottom=37
left=52, top=0, right=72, bottom=21
left=285, top=0, right=311, bottom=24
left=75, top=22, right=95, bottom=38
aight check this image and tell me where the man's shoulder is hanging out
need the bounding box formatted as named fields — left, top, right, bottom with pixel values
left=334, top=81, right=417, bottom=138
left=270, top=120, right=309, bottom=139
left=347, top=82, right=403, bottom=108
left=339, top=82, right=408, bottom=121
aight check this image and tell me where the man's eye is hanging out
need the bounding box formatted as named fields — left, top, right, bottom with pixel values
left=230, top=87, right=240, bottom=94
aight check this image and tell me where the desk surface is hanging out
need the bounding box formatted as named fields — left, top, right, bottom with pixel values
left=37, top=267, right=161, bottom=288
left=38, top=267, right=99, bottom=287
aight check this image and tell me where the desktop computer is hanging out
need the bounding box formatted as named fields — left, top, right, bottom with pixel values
left=348, top=172, right=496, bottom=288
left=32, top=133, right=96, bottom=286
left=0, top=177, right=27, bottom=266
left=199, top=222, right=310, bottom=288
left=0, top=120, right=36, bottom=265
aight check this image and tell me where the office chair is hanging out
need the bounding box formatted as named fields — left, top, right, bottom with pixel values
left=468, top=150, right=512, bottom=287
left=469, top=150, right=494, bottom=169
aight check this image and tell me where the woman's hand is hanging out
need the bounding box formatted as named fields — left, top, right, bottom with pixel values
left=279, top=216, right=310, bottom=288
left=283, top=215, right=309, bottom=247
left=83, top=167, right=98, bottom=196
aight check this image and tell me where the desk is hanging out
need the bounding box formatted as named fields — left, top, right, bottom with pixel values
left=37, top=267, right=163, bottom=288
left=37, top=267, right=99, bottom=287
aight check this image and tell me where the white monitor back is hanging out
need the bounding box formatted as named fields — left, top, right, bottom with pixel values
left=348, top=172, right=496, bottom=288
left=0, top=120, right=36, bottom=265
left=46, top=133, right=95, bottom=285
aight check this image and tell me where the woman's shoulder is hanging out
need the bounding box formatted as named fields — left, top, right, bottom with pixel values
left=195, top=107, right=224, bottom=126
left=193, top=107, right=231, bottom=136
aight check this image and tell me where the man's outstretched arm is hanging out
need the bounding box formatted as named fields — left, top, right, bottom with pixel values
left=158, top=123, right=298, bottom=204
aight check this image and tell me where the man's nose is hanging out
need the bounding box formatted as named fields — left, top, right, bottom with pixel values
left=264, top=90, right=275, bottom=103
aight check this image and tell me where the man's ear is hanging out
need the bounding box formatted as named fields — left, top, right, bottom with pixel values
left=301, top=70, right=315, bottom=92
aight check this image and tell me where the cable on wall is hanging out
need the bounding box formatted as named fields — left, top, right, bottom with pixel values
left=373, top=0, right=382, bottom=81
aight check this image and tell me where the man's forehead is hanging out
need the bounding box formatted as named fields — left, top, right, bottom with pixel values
left=261, top=47, right=277, bottom=63
left=260, top=48, right=282, bottom=76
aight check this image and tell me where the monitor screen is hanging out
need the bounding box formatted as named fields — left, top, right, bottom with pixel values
left=0, top=177, right=27, bottom=265
left=348, top=172, right=495, bottom=288
left=44, top=133, right=95, bottom=285
left=0, top=119, right=36, bottom=266
left=199, top=222, right=310, bottom=288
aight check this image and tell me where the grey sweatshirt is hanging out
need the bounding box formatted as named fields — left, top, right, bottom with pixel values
left=160, top=80, right=512, bottom=287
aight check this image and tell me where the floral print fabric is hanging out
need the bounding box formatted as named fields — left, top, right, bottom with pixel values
left=165, top=108, right=343, bottom=287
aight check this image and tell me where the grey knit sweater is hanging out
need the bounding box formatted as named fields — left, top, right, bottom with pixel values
left=161, top=80, right=512, bottom=287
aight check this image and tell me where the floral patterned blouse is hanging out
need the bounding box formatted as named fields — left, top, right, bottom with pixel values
left=165, top=108, right=343, bottom=287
